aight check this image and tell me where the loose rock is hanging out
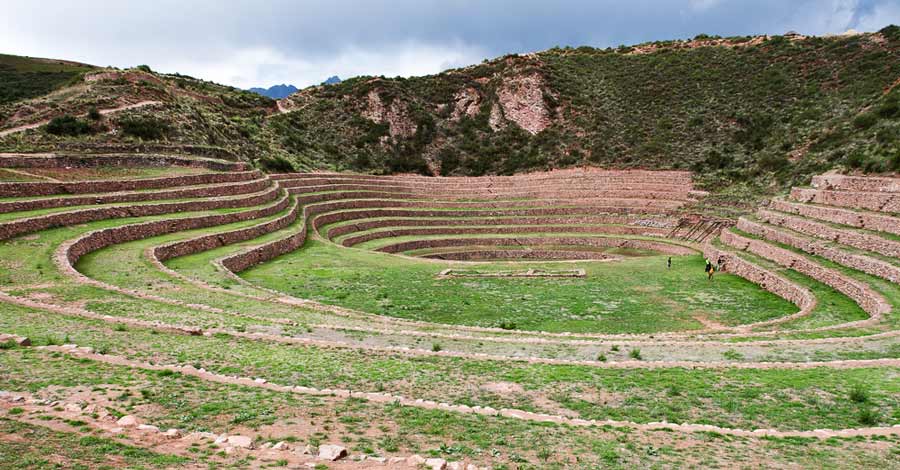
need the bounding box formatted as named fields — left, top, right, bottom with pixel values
left=317, top=444, right=348, bottom=461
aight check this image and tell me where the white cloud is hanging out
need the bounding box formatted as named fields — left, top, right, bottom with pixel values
left=854, top=2, right=900, bottom=31
left=154, top=41, right=488, bottom=89
left=688, top=0, right=721, bottom=11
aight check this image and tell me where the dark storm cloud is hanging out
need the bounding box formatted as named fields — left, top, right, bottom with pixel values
left=2, top=1, right=898, bottom=88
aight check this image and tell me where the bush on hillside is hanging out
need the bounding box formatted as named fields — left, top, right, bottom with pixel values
left=87, top=107, right=101, bottom=120
left=853, top=112, right=878, bottom=130
left=880, top=25, right=900, bottom=42
left=118, top=116, right=170, bottom=140
left=258, top=155, right=295, bottom=172
left=44, top=115, right=92, bottom=136
left=877, top=94, right=899, bottom=119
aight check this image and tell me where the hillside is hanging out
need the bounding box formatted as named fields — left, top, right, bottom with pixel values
left=0, top=54, right=95, bottom=105
left=273, top=27, right=900, bottom=189
left=0, top=61, right=278, bottom=160
left=1, top=27, right=899, bottom=205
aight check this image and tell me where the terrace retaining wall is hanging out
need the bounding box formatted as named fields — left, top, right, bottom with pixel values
left=0, top=152, right=247, bottom=170
left=326, top=215, right=678, bottom=239
left=812, top=174, right=900, bottom=193
left=0, top=178, right=272, bottom=213
left=720, top=230, right=890, bottom=317
left=704, top=246, right=816, bottom=317
left=770, top=200, right=900, bottom=236
left=0, top=188, right=280, bottom=241
left=0, top=170, right=261, bottom=197
left=791, top=188, right=900, bottom=213
left=423, top=250, right=617, bottom=261
left=64, top=195, right=291, bottom=268
left=758, top=209, right=900, bottom=258
left=737, top=218, right=900, bottom=284
left=341, top=225, right=671, bottom=247
left=376, top=237, right=696, bottom=256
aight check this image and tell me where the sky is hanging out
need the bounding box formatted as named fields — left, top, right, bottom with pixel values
left=3, top=0, right=899, bottom=89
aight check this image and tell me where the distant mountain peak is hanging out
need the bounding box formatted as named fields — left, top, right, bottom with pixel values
left=248, top=84, right=298, bottom=99
left=322, top=76, right=342, bottom=85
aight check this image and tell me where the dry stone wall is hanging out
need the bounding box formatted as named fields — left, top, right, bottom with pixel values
left=423, top=250, right=617, bottom=261
left=341, top=225, right=670, bottom=247
left=0, top=188, right=280, bottom=241
left=704, top=245, right=815, bottom=317
left=737, top=218, right=900, bottom=284
left=758, top=209, right=900, bottom=258
left=0, top=178, right=272, bottom=213
left=376, top=237, right=696, bottom=255
left=0, top=152, right=247, bottom=171
left=720, top=230, right=890, bottom=317
left=0, top=170, right=261, bottom=197
left=812, top=175, right=900, bottom=193
left=64, top=195, right=291, bottom=268
left=326, top=215, right=678, bottom=239
left=770, top=200, right=900, bottom=236
left=791, top=188, right=900, bottom=213
left=155, top=199, right=301, bottom=262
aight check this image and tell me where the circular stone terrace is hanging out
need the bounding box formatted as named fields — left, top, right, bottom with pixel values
left=1, top=154, right=899, bottom=468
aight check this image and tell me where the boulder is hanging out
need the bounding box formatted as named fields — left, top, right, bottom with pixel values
left=317, top=444, right=348, bottom=461
left=116, top=415, right=139, bottom=427
left=227, top=435, right=254, bottom=449
left=407, top=455, right=427, bottom=466
left=272, top=441, right=290, bottom=451
left=137, top=424, right=160, bottom=432
left=163, top=428, right=181, bottom=439
left=63, top=403, right=83, bottom=412
left=425, top=458, right=448, bottom=470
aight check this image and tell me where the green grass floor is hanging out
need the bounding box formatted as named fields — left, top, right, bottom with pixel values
left=242, top=238, right=797, bottom=333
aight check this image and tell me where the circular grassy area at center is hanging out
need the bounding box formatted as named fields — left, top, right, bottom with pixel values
left=241, top=239, right=798, bottom=334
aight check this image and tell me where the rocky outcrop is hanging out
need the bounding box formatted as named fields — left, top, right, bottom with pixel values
left=496, top=73, right=552, bottom=134
left=362, top=89, right=417, bottom=139
left=451, top=87, right=482, bottom=121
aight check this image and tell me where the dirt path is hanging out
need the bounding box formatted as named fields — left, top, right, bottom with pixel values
left=26, top=343, right=900, bottom=440
left=0, top=101, right=162, bottom=137
left=0, top=394, right=444, bottom=469
left=5, top=281, right=900, bottom=370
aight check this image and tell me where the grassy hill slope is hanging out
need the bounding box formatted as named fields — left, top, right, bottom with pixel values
left=1, top=27, right=898, bottom=201
left=0, top=54, right=95, bottom=105
left=273, top=27, right=900, bottom=188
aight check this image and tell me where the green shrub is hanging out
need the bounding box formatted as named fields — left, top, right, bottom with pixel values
left=857, top=408, right=879, bottom=425
left=849, top=384, right=869, bottom=403
left=135, top=64, right=153, bottom=73
left=118, top=116, right=170, bottom=139
left=757, top=152, right=790, bottom=172
left=877, top=99, right=899, bottom=119
left=629, top=348, right=642, bottom=360
left=87, top=107, right=101, bottom=120
left=431, top=343, right=442, bottom=352
left=853, top=112, right=878, bottom=130
left=258, top=156, right=295, bottom=172
left=45, top=115, right=92, bottom=136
